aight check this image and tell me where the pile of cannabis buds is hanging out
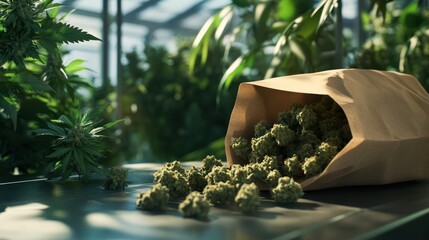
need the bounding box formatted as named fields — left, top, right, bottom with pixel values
left=136, top=97, right=352, bottom=218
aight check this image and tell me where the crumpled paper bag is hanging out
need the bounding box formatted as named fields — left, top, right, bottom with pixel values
left=225, top=69, right=429, bottom=190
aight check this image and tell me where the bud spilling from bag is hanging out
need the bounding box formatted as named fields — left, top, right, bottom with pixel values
left=225, top=69, right=429, bottom=190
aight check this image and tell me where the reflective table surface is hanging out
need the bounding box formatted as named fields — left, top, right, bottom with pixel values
left=1, top=162, right=428, bottom=240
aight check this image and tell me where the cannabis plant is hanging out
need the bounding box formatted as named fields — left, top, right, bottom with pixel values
left=0, top=0, right=101, bottom=175
left=0, top=0, right=98, bottom=127
left=35, top=110, right=120, bottom=180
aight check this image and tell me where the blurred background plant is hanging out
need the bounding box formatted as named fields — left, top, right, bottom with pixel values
left=111, top=0, right=429, bottom=164
left=1, top=0, right=428, bottom=178
left=354, top=0, right=429, bottom=89
left=189, top=0, right=429, bottom=95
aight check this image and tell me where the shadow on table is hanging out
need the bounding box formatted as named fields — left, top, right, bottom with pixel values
left=303, top=180, right=429, bottom=209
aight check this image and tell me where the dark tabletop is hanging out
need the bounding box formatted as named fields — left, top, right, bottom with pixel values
left=0, top=162, right=428, bottom=240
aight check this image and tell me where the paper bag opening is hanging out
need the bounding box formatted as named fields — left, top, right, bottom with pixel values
left=225, top=69, right=429, bottom=190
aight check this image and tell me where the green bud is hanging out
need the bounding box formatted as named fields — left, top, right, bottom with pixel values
left=203, top=181, right=236, bottom=206
left=136, top=183, right=169, bottom=210
left=254, top=120, right=270, bottom=137
left=315, top=142, right=338, bottom=165
left=153, top=160, right=185, bottom=182
left=278, top=105, right=302, bottom=127
left=186, top=166, right=207, bottom=192
left=271, top=177, right=303, bottom=203
left=302, top=156, right=322, bottom=177
left=271, top=124, right=295, bottom=147
left=299, top=130, right=320, bottom=147
left=103, top=167, right=128, bottom=190
left=235, top=183, right=260, bottom=213
left=261, top=155, right=279, bottom=171
left=296, top=106, right=318, bottom=130
left=231, top=137, right=251, bottom=161
left=205, top=165, right=231, bottom=185
left=201, top=155, right=223, bottom=175
left=229, top=164, right=249, bottom=187
left=179, top=191, right=210, bottom=219
left=283, top=154, right=303, bottom=179
left=296, top=143, right=314, bottom=160
left=251, top=132, right=278, bottom=158
left=154, top=169, right=189, bottom=199
left=266, top=169, right=282, bottom=187
left=245, top=163, right=268, bottom=183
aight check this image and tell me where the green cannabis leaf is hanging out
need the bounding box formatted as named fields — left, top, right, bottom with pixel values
left=40, top=22, right=100, bottom=46
left=35, top=110, right=121, bottom=180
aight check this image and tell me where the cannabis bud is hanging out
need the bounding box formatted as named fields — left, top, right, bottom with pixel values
left=153, top=160, right=186, bottom=181
left=203, top=181, right=236, bottom=206
left=254, top=120, right=270, bottom=137
left=179, top=191, right=210, bottom=219
left=229, top=164, right=248, bottom=187
left=154, top=169, right=189, bottom=199
left=296, top=106, right=318, bottom=130
left=231, top=137, right=250, bottom=161
left=205, top=165, right=231, bottom=185
left=282, top=154, right=303, bottom=179
left=230, top=96, right=351, bottom=180
left=271, top=177, right=303, bottom=204
left=186, top=166, right=207, bottom=192
left=201, top=155, right=223, bottom=175
left=270, top=124, right=295, bottom=147
left=136, top=183, right=169, bottom=210
left=251, top=132, right=278, bottom=160
left=103, top=167, right=128, bottom=190
left=245, top=163, right=268, bottom=183
left=266, top=169, right=281, bottom=188
left=235, top=183, right=260, bottom=213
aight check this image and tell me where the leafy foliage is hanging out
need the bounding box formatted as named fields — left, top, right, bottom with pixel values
left=0, top=0, right=101, bottom=176
left=35, top=110, right=120, bottom=180
left=190, top=0, right=429, bottom=96
left=120, top=42, right=238, bottom=161
left=355, top=0, right=429, bottom=91
left=189, top=0, right=339, bottom=97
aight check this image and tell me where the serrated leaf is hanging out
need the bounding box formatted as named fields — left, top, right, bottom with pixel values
left=73, top=150, right=86, bottom=176
left=16, top=72, right=52, bottom=92
left=102, top=119, right=124, bottom=129
left=47, top=147, right=72, bottom=158
left=33, top=128, right=60, bottom=136
left=81, top=146, right=104, bottom=158
left=61, top=152, right=72, bottom=175
left=0, top=96, right=18, bottom=130
left=38, top=38, right=58, bottom=55
left=47, top=121, right=66, bottom=135
left=42, top=22, right=100, bottom=45
left=58, top=115, right=73, bottom=126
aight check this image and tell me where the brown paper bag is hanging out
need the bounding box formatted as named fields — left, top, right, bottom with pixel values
left=225, top=69, right=429, bottom=190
